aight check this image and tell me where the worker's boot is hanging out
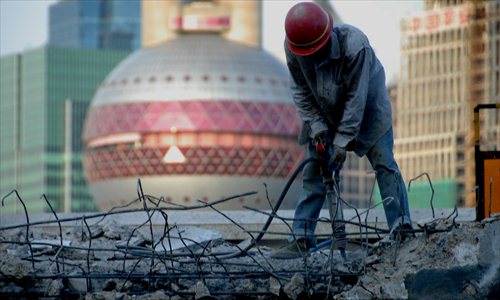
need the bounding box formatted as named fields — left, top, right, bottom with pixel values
left=270, top=239, right=311, bottom=259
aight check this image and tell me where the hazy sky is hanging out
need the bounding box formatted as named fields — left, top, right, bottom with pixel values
left=0, top=0, right=423, bottom=82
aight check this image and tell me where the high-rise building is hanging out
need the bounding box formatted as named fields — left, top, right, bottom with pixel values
left=0, top=48, right=128, bottom=213
left=1, top=0, right=141, bottom=214
left=396, top=0, right=500, bottom=207
left=49, top=0, right=141, bottom=51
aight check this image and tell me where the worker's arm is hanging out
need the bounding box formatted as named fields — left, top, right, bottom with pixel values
left=286, top=50, right=328, bottom=139
left=333, top=48, right=371, bottom=149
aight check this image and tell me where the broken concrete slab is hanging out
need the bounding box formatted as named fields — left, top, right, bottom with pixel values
left=0, top=254, right=34, bottom=281
left=30, top=239, right=71, bottom=253
left=153, top=226, right=222, bottom=253
left=405, top=265, right=481, bottom=300
left=67, top=275, right=89, bottom=294
left=380, top=282, right=408, bottom=299
left=477, top=219, right=500, bottom=297
left=190, top=280, right=210, bottom=299
left=6, top=245, right=30, bottom=258
left=351, top=221, right=499, bottom=300
left=115, top=236, right=145, bottom=248
left=269, top=276, right=281, bottom=296
left=478, top=221, right=500, bottom=267
left=101, top=219, right=128, bottom=240
left=46, top=279, right=64, bottom=297
left=334, top=285, right=373, bottom=299
left=452, top=242, right=479, bottom=266
left=283, top=273, right=305, bottom=300
left=74, top=225, right=104, bottom=241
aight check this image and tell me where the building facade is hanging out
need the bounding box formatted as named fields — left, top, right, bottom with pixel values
left=0, top=48, right=128, bottom=213
left=49, top=0, right=141, bottom=51
left=1, top=0, right=141, bottom=214
left=396, top=0, right=499, bottom=207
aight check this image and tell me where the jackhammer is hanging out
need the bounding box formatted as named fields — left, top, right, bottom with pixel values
left=314, top=137, right=347, bottom=260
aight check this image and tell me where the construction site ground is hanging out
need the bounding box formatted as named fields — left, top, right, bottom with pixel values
left=1, top=205, right=499, bottom=299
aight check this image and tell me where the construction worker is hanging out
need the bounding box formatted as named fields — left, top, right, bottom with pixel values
left=271, top=2, right=413, bottom=259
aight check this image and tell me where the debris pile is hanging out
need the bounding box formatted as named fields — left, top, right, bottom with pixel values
left=0, top=223, right=351, bottom=299
left=340, top=217, right=500, bottom=299
left=1, top=184, right=499, bottom=299
left=1, top=211, right=499, bottom=299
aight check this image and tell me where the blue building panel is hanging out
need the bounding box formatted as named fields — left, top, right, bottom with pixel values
left=49, top=0, right=141, bottom=51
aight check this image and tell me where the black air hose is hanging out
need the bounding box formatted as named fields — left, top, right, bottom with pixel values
left=218, top=157, right=318, bottom=258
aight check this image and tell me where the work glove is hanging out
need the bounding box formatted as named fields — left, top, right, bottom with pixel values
left=328, top=145, right=346, bottom=171
left=313, top=131, right=346, bottom=171
left=312, top=131, right=333, bottom=161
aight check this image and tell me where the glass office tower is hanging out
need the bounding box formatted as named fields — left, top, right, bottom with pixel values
left=0, top=48, right=128, bottom=213
left=49, top=0, right=141, bottom=51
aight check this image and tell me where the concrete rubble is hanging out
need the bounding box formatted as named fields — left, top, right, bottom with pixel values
left=0, top=214, right=499, bottom=299
left=349, top=217, right=500, bottom=300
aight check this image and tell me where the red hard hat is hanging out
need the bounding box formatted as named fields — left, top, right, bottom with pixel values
left=285, top=2, right=333, bottom=56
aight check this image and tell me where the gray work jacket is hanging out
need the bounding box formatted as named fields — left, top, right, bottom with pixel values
left=286, top=24, right=392, bottom=156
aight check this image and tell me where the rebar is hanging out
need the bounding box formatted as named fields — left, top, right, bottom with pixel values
left=2, top=190, right=35, bottom=268
left=408, top=172, right=435, bottom=219
left=41, top=194, right=64, bottom=273
left=0, top=160, right=457, bottom=298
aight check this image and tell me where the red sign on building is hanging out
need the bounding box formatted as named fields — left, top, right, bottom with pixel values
left=405, top=4, right=471, bottom=35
